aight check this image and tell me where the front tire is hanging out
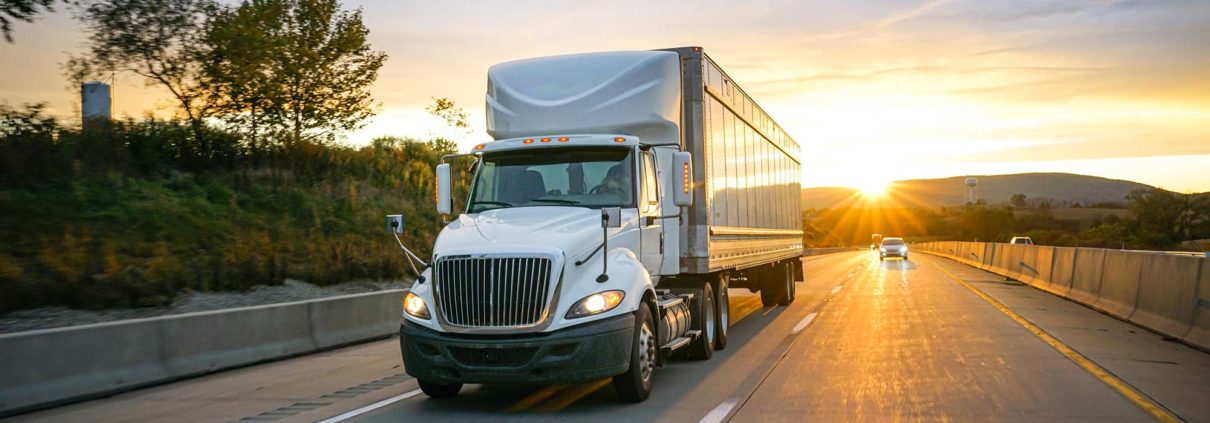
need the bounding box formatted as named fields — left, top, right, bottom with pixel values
left=686, top=281, right=715, bottom=360
left=418, top=379, right=461, bottom=398
left=614, top=305, right=656, bottom=402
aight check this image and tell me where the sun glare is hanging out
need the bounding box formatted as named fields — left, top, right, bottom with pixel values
left=856, top=179, right=891, bottom=198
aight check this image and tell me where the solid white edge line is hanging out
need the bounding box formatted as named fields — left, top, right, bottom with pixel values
left=699, top=398, right=739, bottom=423
left=831, top=285, right=843, bottom=295
left=317, top=388, right=424, bottom=423
left=791, top=312, right=818, bottom=335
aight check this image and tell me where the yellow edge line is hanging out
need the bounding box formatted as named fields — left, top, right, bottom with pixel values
left=508, top=384, right=566, bottom=412
left=931, top=261, right=1182, bottom=423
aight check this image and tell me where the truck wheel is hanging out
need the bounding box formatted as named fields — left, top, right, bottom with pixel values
left=418, top=379, right=462, bottom=398
left=686, top=281, right=716, bottom=360
left=614, top=305, right=656, bottom=402
left=778, top=262, right=795, bottom=306
left=714, top=275, right=729, bottom=350
left=760, top=267, right=780, bottom=307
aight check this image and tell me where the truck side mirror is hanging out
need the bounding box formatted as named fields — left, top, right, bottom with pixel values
left=436, top=163, right=452, bottom=215
left=673, top=152, right=694, bottom=207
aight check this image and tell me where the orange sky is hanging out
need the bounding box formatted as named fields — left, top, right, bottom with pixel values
left=2, top=0, right=1208, bottom=192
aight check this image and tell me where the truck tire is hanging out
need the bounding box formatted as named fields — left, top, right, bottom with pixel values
left=686, top=281, right=716, bottom=360
left=614, top=305, right=656, bottom=402
left=714, top=275, right=729, bottom=350
left=418, top=379, right=462, bottom=399
left=778, top=262, right=796, bottom=306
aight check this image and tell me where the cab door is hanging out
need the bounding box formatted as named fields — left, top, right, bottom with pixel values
left=638, top=151, right=664, bottom=275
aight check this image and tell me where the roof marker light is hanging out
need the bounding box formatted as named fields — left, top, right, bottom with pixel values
left=557, top=137, right=569, bottom=142
left=614, top=137, right=626, bottom=143
left=474, top=144, right=485, bottom=150
left=523, top=139, right=534, bottom=144
left=540, top=137, right=551, bottom=143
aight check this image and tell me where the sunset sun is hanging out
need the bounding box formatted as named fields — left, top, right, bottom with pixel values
left=856, top=179, right=891, bottom=198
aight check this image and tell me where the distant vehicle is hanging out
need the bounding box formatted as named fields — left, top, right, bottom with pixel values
left=1010, top=236, right=1034, bottom=245
left=879, top=237, right=908, bottom=261
left=871, top=234, right=883, bottom=250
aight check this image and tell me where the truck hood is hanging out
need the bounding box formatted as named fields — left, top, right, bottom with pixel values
left=434, top=207, right=609, bottom=259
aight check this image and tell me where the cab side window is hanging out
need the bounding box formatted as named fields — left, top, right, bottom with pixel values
left=641, top=152, right=660, bottom=214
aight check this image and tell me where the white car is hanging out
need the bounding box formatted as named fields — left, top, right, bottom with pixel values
left=1010, top=236, right=1034, bottom=245
left=879, top=237, right=909, bottom=261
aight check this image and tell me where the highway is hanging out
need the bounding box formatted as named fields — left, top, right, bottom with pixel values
left=10, top=252, right=1210, bottom=422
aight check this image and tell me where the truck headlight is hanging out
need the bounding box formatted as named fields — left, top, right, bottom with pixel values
left=403, top=292, right=430, bottom=319
left=566, top=290, right=625, bottom=319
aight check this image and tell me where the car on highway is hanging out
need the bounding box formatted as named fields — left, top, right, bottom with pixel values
left=879, top=237, right=909, bottom=261
left=1010, top=236, right=1034, bottom=245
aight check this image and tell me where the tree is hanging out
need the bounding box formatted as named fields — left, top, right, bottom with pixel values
left=204, top=0, right=386, bottom=145
left=1, top=0, right=55, bottom=42
left=75, top=0, right=218, bottom=137
left=201, top=0, right=284, bottom=152
left=1010, top=193, right=1027, bottom=209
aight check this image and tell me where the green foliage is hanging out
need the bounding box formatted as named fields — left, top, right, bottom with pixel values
left=203, top=0, right=387, bottom=143
left=0, top=104, right=456, bottom=313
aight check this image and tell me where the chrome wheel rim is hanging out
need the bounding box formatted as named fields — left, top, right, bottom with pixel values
left=639, top=321, right=656, bottom=383
left=719, top=286, right=729, bottom=335
left=704, top=290, right=715, bottom=343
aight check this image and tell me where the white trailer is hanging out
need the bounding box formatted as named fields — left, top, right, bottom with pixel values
left=396, top=47, right=802, bottom=401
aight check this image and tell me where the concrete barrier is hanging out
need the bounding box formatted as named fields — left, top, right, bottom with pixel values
left=1092, top=250, right=1145, bottom=319
left=1183, top=259, right=1210, bottom=350
left=1067, top=248, right=1107, bottom=305
left=922, top=241, right=1209, bottom=351
left=0, top=289, right=405, bottom=416
left=1131, top=254, right=1200, bottom=339
left=1044, top=247, right=1077, bottom=297
left=990, top=244, right=1010, bottom=276
left=1020, top=246, right=1053, bottom=287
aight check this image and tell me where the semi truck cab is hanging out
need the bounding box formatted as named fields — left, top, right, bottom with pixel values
left=395, top=47, right=803, bottom=402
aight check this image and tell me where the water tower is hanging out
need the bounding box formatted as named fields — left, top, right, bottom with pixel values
left=964, top=177, right=978, bottom=204
left=81, top=81, right=112, bottom=125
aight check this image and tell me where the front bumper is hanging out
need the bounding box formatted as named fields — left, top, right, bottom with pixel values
left=400, top=313, right=634, bottom=385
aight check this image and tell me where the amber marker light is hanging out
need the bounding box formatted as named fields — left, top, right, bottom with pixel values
left=682, top=162, right=691, bottom=194
left=557, top=137, right=570, bottom=142
left=540, top=137, right=552, bottom=143
left=474, top=144, right=485, bottom=150
left=523, top=138, right=534, bottom=144
left=614, top=137, right=626, bottom=143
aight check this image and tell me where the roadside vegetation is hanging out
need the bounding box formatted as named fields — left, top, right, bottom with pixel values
left=0, top=0, right=474, bottom=313
left=803, top=190, right=1210, bottom=250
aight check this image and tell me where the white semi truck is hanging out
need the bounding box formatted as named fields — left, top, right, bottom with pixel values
left=397, top=47, right=803, bottom=402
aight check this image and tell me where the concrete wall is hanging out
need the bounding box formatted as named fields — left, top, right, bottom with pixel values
left=0, top=290, right=405, bottom=417
left=916, top=242, right=1207, bottom=352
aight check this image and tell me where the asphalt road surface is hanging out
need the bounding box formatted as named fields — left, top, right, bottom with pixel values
left=11, top=252, right=1210, bottom=422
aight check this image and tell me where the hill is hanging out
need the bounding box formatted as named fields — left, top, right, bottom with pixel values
left=802, top=173, right=1154, bottom=209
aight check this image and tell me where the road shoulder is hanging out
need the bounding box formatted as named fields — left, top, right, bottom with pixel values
left=922, top=254, right=1210, bottom=422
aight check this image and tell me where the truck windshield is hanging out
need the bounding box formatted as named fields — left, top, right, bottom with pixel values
left=468, top=147, right=635, bottom=213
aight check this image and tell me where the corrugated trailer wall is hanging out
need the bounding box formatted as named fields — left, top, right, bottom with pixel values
left=672, top=47, right=803, bottom=273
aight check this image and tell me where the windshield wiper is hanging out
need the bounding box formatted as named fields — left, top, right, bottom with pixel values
left=530, top=199, right=581, bottom=205
left=470, top=201, right=514, bottom=212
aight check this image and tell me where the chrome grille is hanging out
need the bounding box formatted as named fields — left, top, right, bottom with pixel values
left=434, top=256, right=553, bottom=327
